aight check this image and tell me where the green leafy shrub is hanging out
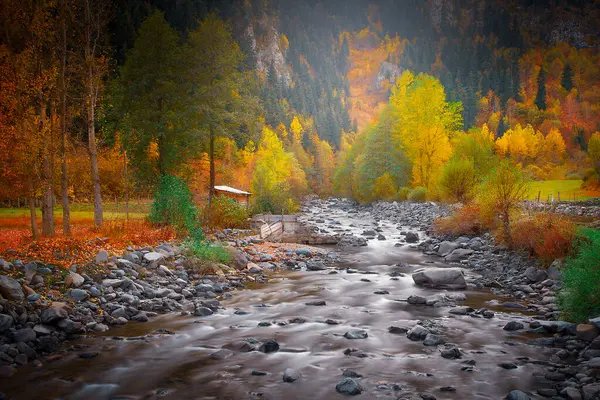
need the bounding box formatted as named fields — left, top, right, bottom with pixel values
left=149, top=175, right=203, bottom=240
left=186, top=240, right=233, bottom=264
left=205, top=196, right=248, bottom=229
left=407, top=186, right=427, bottom=202
left=397, top=187, right=411, bottom=201
left=558, top=229, right=600, bottom=322
left=439, top=159, right=477, bottom=203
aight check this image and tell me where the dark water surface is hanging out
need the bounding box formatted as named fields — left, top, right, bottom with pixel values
left=2, top=206, right=552, bottom=399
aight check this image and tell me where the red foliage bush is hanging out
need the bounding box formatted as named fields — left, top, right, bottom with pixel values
left=434, top=204, right=485, bottom=237
left=511, top=213, right=577, bottom=265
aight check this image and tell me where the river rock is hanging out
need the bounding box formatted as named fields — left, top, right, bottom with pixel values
left=143, top=252, right=165, bottom=268
left=503, top=321, right=524, bottom=331
left=407, top=295, right=427, bottom=305
left=423, top=333, right=445, bottom=346
left=258, top=339, right=280, bottom=353
left=69, top=289, right=89, bottom=302
left=282, top=368, right=300, bottom=382
left=507, top=390, right=531, bottom=400
left=65, top=272, right=85, bottom=288
left=403, top=231, right=419, bottom=243
left=210, top=348, right=234, bottom=360
left=0, top=314, right=13, bottom=332
left=412, top=268, right=466, bottom=289
left=0, top=275, right=24, bottom=301
left=576, top=324, right=600, bottom=342
left=14, top=328, right=36, bottom=342
left=336, top=378, right=363, bottom=395
left=445, top=249, right=474, bottom=262
left=441, top=345, right=461, bottom=359
left=95, top=250, right=109, bottom=264
left=407, top=325, right=429, bottom=341
left=438, top=241, right=459, bottom=256
left=344, top=330, right=368, bottom=339
left=58, top=318, right=81, bottom=334
left=560, top=387, right=582, bottom=400
left=524, top=267, right=547, bottom=283
left=41, top=306, right=68, bottom=324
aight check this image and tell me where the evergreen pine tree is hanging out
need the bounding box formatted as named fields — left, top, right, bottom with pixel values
left=535, top=66, right=547, bottom=111
left=561, top=63, right=573, bottom=92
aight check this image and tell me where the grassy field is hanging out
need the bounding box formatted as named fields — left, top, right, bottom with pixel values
left=528, top=180, right=600, bottom=201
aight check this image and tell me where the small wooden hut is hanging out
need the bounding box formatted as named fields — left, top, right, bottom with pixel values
left=213, top=185, right=252, bottom=207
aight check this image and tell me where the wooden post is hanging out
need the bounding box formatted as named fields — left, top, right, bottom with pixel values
left=537, top=191, right=541, bottom=202
left=557, top=192, right=560, bottom=202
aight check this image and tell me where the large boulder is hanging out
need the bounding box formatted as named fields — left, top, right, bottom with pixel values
left=65, top=272, right=85, bottom=288
left=405, top=232, right=419, bottom=243
left=524, top=267, right=547, bottom=283
left=143, top=252, right=165, bottom=268
left=438, top=241, right=459, bottom=257
left=412, top=268, right=467, bottom=289
left=0, top=275, right=24, bottom=301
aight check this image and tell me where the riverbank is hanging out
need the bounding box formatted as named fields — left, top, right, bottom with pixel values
left=1, top=198, right=599, bottom=399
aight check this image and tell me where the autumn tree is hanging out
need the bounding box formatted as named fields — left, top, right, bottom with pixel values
left=184, top=14, right=259, bottom=209
left=389, top=71, right=462, bottom=191
left=589, top=133, right=600, bottom=176
left=111, top=11, right=189, bottom=184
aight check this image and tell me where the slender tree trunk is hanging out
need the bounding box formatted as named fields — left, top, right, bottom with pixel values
left=88, top=100, right=103, bottom=228
left=208, top=128, right=215, bottom=210
left=85, top=0, right=103, bottom=228
left=40, top=92, right=55, bottom=236
left=124, top=149, right=129, bottom=222
left=60, top=0, right=71, bottom=235
left=27, top=173, right=39, bottom=240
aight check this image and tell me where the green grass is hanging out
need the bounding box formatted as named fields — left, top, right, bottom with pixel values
left=527, top=180, right=600, bottom=201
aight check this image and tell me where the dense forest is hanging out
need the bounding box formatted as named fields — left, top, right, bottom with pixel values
left=1, top=0, right=600, bottom=236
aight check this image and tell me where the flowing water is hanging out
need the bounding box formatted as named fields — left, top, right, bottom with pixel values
left=2, top=205, right=553, bottom=399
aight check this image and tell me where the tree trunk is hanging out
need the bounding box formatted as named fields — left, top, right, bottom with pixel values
left=60, top=0, right=71, bottom=235
left=27, top=173, right=39, bottom=240
left=85, top=0, right=103, bottom=228
left=208, top=128, right=215, bottom=210
left=124, top=149, right=129, bottom=222
left=40, top=92, right=55, bottom=236
left=88, top=101, right=103, bottom=228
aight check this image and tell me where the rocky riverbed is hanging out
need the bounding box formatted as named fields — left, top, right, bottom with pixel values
left=0, top=198, right=599, bottom=399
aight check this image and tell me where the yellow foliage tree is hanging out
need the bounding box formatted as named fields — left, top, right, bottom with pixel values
left=495, top=124, right=543, bottom=165
left=542, top=128, right=566, bottom=164
left=389, top=71, right=463, bottom=190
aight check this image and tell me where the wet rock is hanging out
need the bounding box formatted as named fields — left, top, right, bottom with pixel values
left=536, top=320, right=573, bottom=334
left=210, top=348, right=234, bottom=360
left=57, top=319, right=81, bottom=334
left=258, top=339, right=280, bottom=353
left=305, top=300, right=326, bottom=306
left=560, top=387, right=582, bottom=400
left=336, top=377, right=363, bottom=395
left=412, top=268, right=466, bottom=289
left=423, top=333, right=445, bottom=346
left=282, top=368, right=300, bottom=382
left=499, top=362, right=518, bottom=369
left=344, top=330, right=368, bottom=339
left=405, top=232, right=419, bottom=243
left=0, top=275, right=24, bottom=301
left=537, top=388, right=557, bottom=397
left=506, top=390, right=530, bottom=400
left=440, top=345, right=461, bottom=359
left=0, top=366, right=16, bottom=378
left=69, top=288, right=89, bottom=302
left=389, top=326, right=408, bottom=334
left=252, top=370, right=268, bottom=376
left=79, top=352, right=99, bottom=359
left=373, top=289, right=389, bottom=295
left=407, top=295, right=427, bottom=305
left=407, top=325, right=429, bottom=341
left=194, top=307, right=213, bottom=317
left=342, top=370, right=363, bottom=378
left=503, top=321, right=524, bottom=331
left=72, top=383, right=119, bottom=400
left=344, top=348, right=368, bottom=358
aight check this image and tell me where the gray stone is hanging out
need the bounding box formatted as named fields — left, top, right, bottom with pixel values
left=69, top=289, right=89, bottom=302
left=24, top=262, right=37, bottom=282
left=0, top=275, right=24, bottom=301
left=143, top=252, right=165, bottom=268
left=210, top=348, right=234, bottom=360
left=283, top=368, right=300, bottom=382
left=445, top=249, right=474, bottom=262
left=438, top=241, right=459, bottom=256
left=412, top=268, right=466, bottom=289
left=405, top=231, right=419, bottom=243
left=407, top=325, right=429, bottom=341
left=560, top=387, right=582, bottom=400
left=503, top=321, right=524, bottom=331
left=423, top=333, right=445, bottom=346
left=95, top=250, right=109, bottom=264
left=441, top=345, right=461, bottom=359
left=65, top=272, right=85, bottom=288
left=41, top=307, right=68, bottom=324
left=336, top=378, right=363, bottom=395
left=524, top=267, right=547, bottom=283
left=344, top=330, right=368, bottom=339
left=506, top=390, right=530, bottom=400
left=0, top=314, right=13, bottom=332
left=14, top=328, right=36, bottom=342
left=57, top=319, right=81, bottom=334
left=72, top=384, right=119, bottom=400
left=407, top=295, right=427, bottom=305
left=259, top=339, right=280, bottom=353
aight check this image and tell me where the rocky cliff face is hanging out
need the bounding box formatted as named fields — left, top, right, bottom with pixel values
left=246, top=13, right=291, bottom=86
left=374, top=61, right=402, bottom=89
